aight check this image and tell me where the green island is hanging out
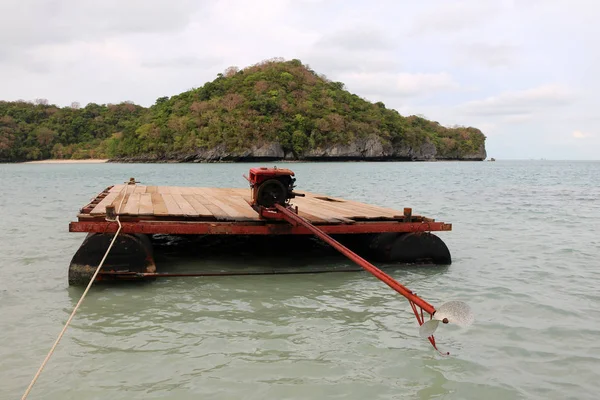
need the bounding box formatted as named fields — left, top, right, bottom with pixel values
left=0, top=58, right=486, bottom=163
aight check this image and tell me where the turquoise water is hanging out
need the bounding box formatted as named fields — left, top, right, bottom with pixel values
left=1, top=161, right=599, bottom=399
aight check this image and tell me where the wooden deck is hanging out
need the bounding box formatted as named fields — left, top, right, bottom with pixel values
left=71, top=183, right=452, bottom=235
left=81, top=184, right=411, bottom=224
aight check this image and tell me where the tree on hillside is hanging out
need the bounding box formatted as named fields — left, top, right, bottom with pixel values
left=0, top=58, right=485, bottom=162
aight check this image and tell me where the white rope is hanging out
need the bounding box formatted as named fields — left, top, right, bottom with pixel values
left=21, top=184, right=130, bottom=400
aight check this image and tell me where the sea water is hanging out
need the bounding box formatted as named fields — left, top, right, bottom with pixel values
left=0, top=160, right=599, bottom=399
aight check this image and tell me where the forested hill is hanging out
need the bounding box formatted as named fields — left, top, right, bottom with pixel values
left=0, top=58, right=486, bottom=162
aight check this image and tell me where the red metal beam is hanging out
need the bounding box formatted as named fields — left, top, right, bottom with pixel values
left=273, top=203, right=443, bottom=353
left=69, top=220, right=452, bottom=235
left=274, top=203, right=437, bottom=314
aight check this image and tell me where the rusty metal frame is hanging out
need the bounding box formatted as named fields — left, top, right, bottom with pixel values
left=69, top=220, right=452, bottom=235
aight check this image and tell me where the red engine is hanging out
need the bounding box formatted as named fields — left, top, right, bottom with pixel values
left=244, top=167, right=304, bottom=208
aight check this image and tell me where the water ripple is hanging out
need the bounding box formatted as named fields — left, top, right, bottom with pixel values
left=1, top=161, right=600, bottom=399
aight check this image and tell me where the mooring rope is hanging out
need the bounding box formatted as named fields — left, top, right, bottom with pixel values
left=21, top=184, right=130, bottom=400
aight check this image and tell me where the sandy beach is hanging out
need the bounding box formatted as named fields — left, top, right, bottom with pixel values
left=23, top=159, right=109, bottom=164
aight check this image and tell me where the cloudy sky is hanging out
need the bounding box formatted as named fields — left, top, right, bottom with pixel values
left=1, top=0, right=598, bottom=159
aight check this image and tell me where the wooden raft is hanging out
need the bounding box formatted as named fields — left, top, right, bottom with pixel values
left=82, top=184, right=417, bottom=225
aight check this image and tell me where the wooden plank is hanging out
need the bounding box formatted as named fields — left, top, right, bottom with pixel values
left=161, top=194, right=184, bottom=216
left=91, top=185, right=131, bottom=215
left=108, top=184, right=125, bottom=193
left=121, top=193, right=140, bottom=215
left=188, top=189, right=230, bottom=220
left=115, top=193, right=131, bottom=215
left=192, top=194, right=230, bottom=220
left=341, top=201, right=400, bottom=217
left=299, top=193, right=365, bottom=214
left=299, top=191, right=402, bottom=219
left=295, top=201, right=354, bottom=224
left=112, top=187, right=131, bottom=214
left=229, top=188, right=252, bottom=199
left=172, top=194, right=199, bottom=217
left=227, top=197, right=260, bottom=219
left=179, top=187, right=196, bottom=195
left=288, top=195, right=355, bottom=223
left=297, top=196, right=362, bottom=217
left=91, top=191, right=120, bottom=215
left=207, top=190, right=254, bottom=220
left=157, top=186, right=184, bottom=195
left=299, top=196, right=381, bottom=219
left=182, top=194, right=214, bottom=217
left=317, top=195, right=402, bottom=216
left=151, top=193, right=169, bottom=216
left=297, top=210, right=328, bottom=223
left=138, top=193, right=154, bottom=216
left=94, top=184, right=404, bottom=222
left=194, top=188, right=252, bottom=220
left=222, top=189, right=261, bottom=220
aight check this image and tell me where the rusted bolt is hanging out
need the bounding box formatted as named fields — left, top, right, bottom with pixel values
left=442, top=318, right=449, bottom=324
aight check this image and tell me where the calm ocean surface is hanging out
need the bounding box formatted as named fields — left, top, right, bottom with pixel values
left=1, top=160, right=599, bottom=399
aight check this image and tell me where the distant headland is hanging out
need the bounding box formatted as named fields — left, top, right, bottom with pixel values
left=1, top=58, right=486, bottom=163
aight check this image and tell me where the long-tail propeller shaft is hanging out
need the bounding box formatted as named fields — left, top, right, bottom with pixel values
left=273, top=204, right=473, bottom=354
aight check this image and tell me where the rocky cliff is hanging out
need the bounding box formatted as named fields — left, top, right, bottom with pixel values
left=112, top=135, right=487, bottom=163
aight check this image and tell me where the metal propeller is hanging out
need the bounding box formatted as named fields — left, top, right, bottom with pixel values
left=419, top=300, right=474, bottom=339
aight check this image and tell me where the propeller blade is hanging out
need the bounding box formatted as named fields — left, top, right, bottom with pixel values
left=434, top=301, right=474, bottom=327
left=419, top=319, right=440, bottom=338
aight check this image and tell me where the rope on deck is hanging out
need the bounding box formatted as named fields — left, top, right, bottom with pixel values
left=21, top=184, right=130, bottom=400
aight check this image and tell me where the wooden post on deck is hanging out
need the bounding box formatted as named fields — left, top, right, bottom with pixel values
left=105, top=205, right=116, bottom=221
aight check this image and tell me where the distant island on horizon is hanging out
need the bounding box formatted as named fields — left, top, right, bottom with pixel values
left=0, top=58, right=486, bottom=163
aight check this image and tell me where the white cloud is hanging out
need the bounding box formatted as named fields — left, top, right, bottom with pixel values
left=572, top=130, right=595, bottom=139
left=0, top=0, right=599, bottom=159
left=0, top=0, right=203, bottom=48
left=457, top=85, right=575, bottom=117
left=341, top=72, right=459, bottom=98
left=141, top=56, right=222, bottom=69
left=410, top=0, right=503, bottom=35
left=454, top=42, right=518, bottom=68
left=315, top=26, right=394, bottom=51
left=303, top=48, right=400, bottom=74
